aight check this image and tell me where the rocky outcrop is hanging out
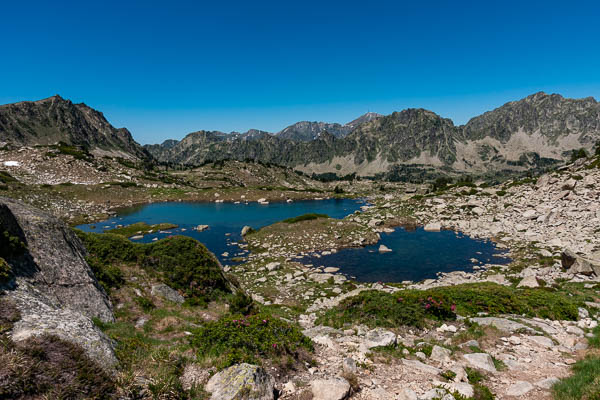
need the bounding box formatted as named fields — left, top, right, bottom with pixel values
left=0, top=197, right=113, bottom=322
left=0, top=197, right=117, bottom=370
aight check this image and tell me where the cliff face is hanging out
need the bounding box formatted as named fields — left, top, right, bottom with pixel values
left=0, top=95, right=149, bottom=160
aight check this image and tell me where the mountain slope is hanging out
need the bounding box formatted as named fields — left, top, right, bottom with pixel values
left=0, top=95, right=149, bottom=159
left=147, top=92, right=599, bottom=178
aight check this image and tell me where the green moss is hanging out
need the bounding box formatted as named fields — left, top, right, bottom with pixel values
left=282, top=213, right=329, bottom=224
left=76, top=231, right=232, bottom=304
left=190, top=312, right=313, bottom=370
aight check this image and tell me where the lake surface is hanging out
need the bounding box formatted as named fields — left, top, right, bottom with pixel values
left=77, top=199, right=364, bottom=264
left=301, top=227, right=510, bottom=282
left=78, top=199, right=509, bottom=282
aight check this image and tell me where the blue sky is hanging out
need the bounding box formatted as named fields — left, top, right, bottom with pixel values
left=1, top=1, right=599, bottom=144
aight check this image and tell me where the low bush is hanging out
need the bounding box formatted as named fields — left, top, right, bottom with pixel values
left=282, top=213, right=329, bottom=224
left=316, top=289, right=456, bottom=329
left=317, top=283, right=579, bottom=329
left=76, top=231, right=232, bottom=304
left=190, top=312, right=313, bottom=370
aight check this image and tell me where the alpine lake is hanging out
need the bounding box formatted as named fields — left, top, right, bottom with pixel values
left=78, top=199, right=509, bottom=283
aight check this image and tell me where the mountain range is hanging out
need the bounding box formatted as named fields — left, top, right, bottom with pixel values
left=1, top=93, right=598, bottom=180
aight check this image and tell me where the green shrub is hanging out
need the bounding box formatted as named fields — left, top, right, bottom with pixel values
left=552, top=356, right=600, bottom=400
left=317, top=283, right=579, bottom=329
left=135, top=296, right=156, bottom=312
left=76, top=231, right=232, bottom=304
left=465, top=367, right=484, bottom=384
left=229, top=291, right=255, bottom=315
left=316, top=290, right=456, bottom=329
left=190, top=312, right=313, bottom=370
left=52, top=142, right=93, bottom=161
left=86, top=256, right=124, bottom=294
left=282, top=213, right=329, bottom=224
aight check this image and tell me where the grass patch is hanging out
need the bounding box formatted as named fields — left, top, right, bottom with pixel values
left=282, top=213, right=329, bottom=224
left=317, top=283, right=579, bottom=329
left=190, top=312, right=313, bottom=370
left=105, top=222, right=178, bottom=237
left=76, top=231, right=232, bottom=304
left=0, top=334, right=116, bottom=399
left=552, top=356, right=600, bottom=400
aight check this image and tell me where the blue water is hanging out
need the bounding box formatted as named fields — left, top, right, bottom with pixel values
left=77, top=199, right=364, bottom=265
left=301, top=227, right=510, bottom=283
left=77, top=200, right=510, bottom=282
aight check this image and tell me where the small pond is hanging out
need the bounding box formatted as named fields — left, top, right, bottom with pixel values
left=300, top=227, right=510, bottom=282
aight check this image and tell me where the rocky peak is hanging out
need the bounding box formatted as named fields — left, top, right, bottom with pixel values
left=0, top=95, right=149, bottom=159
left=346, top=111, right=383, bottom=128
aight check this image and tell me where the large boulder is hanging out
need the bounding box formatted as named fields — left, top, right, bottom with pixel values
left=0, top=197, right=113, bottom=322
left=561, top=249, right=600, bottom=276
left=364, top=328, right=397, bottom=349
left=205, top=363, right=275, bottom=400
left=311, top=377, right=351, bottom=400
left=463, top=353, right=497, bottom=373
left=151, top=283, right=184, bottom=304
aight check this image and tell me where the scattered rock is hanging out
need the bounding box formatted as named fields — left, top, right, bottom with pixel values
left=424, top=222, right=441, bottom=231
left=517, top=275, right=539, bottom=288
left=429, top=345, right=452, bottom=363
left=506, top=381, right=534, bottom=396
left=378, top=244, right=392, bottom=252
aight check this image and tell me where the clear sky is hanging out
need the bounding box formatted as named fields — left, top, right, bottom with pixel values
left=1, top=1, right=599, bottom=144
